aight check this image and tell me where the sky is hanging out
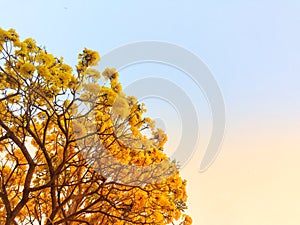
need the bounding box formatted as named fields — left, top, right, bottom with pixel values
left=1, top=0, right=300, bottom=224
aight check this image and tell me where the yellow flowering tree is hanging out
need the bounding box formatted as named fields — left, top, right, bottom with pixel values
left=0, top=28, right=192, bottom=225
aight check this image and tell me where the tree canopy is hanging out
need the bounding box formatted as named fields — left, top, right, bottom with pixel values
left=0, top=28, right=192, bottom=225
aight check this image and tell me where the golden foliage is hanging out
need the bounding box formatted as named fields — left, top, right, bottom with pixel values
left=0, top=28, right=192, bottom=225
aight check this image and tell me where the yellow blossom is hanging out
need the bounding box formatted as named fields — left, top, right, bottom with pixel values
left=19, top=62, right=35, bottom=78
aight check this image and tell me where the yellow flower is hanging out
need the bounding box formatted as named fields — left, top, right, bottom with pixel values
left=0, top=28, right=8, bottom=43
left=23, top=38, right=37, bottom=51
left=83, top=83, right=101, bottom=94
left=84, top=48, right=100, bottom=66
left=102, top=68, right=118, bottom=80
left=19, top=62, right=35, bottom=78
left=37, top=65, right=51, bottom=81
left=83, top=68, right=101, bottom=80
left=112, top=95, right=130, bottom=119
left=77, top=48, right=100, bottom=72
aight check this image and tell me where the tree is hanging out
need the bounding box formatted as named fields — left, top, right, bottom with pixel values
left=0, top=28, right=192, bottom=225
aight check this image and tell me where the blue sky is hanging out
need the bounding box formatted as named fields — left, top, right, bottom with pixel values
left=1, top=1, right=300, bottom=224
left=2, top=0, right=299, bottom=119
